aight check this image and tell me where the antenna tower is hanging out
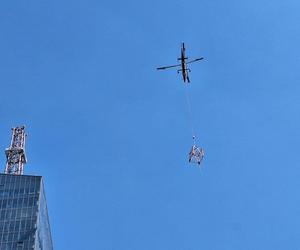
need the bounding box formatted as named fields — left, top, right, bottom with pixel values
left=4, top=126, right=27, bottom=175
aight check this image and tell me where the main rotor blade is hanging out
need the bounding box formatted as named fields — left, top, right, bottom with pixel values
left=157, top=63, right=181, bottom=70
left=186, top=57, right=204, bottom=64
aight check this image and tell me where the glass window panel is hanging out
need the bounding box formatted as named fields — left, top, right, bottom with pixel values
left=2, top=200, right=7, bottom=209
left=6, top=199, right=12, bottom=209
left=29, top=187, right=35, bottom=194
left=0, top=190, right=9, bottom=198
left=9, top=222, right=15, bottom=231
left=0, top=210, right=5, bottom=219
left=11, top=209, right=16, bottom=220
left=13, top=198, right=18, bottom=208
left=16, top=209, right=21, bottom=219
left=6, top=210, right=11, bottom=220
left=2, top=232, right=8, bottom=241
left=18, top=197, right=23, bottom=207
left=8, top=233, right=14, bottom=241
left=21, top=220, right=26, bottom=230
left=29, top=197, right=34, bottom=206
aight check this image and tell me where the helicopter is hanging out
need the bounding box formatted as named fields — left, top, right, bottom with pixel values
left=157, top=42, right=203, bottom=83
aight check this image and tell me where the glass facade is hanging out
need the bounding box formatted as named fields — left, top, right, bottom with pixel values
left=0, top=174, right=53, bottom=250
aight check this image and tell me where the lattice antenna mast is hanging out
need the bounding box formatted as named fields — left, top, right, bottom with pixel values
left=4, top=126, right=27, bottom=175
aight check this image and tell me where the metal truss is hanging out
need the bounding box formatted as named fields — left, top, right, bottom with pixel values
left=4, top=126, right=27, bottom=175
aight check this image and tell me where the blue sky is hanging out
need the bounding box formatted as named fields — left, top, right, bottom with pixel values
left=1, top=0, right=300, bottom=249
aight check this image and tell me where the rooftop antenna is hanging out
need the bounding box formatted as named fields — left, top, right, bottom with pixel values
left=4, top=126, right=27, bottom=175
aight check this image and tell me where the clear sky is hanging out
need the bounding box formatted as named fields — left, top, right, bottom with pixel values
left=1, top=0, right=300, bottom=249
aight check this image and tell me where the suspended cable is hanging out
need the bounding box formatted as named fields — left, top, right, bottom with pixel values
left=184, top=83, right=204, bottom=165
left=184, top=84, right=196, bottom=143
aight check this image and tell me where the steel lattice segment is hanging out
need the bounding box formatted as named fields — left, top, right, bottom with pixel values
left=4, top=126, right=27, bottom=175
left=188, top=145, right=204, bottom=165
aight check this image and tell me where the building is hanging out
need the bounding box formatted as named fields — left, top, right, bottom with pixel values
left=0, top=174, right=53, bottom=250
left=0, top=127, right=53, bottom=249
